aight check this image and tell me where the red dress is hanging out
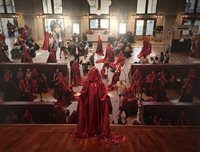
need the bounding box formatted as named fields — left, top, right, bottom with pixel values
left=96, top=43, right=115, bottom=63
left=137, top=38, right=152, bottom=59
left=71, top=61, right=81, bottom=86
left=41, top=32, right=50, bottom=50
left=46, top=48, right=56, bottom=63
left=75, top=68, right=110, bottom=137
left=95, top=35, right=104, bottom=56
left=21, top=46, right=33, bottom=63
left=109, top=51, right=125, bottom=69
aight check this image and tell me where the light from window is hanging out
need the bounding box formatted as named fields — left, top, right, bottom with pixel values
left=6, top=0, right=15, bottom=13
left=53, top=0, right=62, bottom=14
left=136, top=0, right=146, bottom=14
left=73, top=23, right=80, bottom=34
left=136, top=20, right=144, bottom=35
left=119, top=23, right=126, bottom=34
left=100, top=19, right=109, bottom=29
left=0, top=0, right=5, bottom=13
left=197, top=0, right=200, bottom=13
left=42, top=0, right=52, bottom=14
left=146, top=20, right=155, bottom=35
left=147, top=0, right=157, bottom=14
left=185, top=0, right=196, bottom=13
left=90, top=19, right=98, bottom=29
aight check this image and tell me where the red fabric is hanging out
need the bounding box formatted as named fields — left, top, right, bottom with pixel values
left=137, top=38, right=152, bottom=59
left=71, top=61, right=81, bottom=86
left=0, top=34, right=6, bottom=41
left=41, top=32, right=49, bottom=50
left=74, top=68, right=111, bottom=137
left=46, top=48, right=56, bottom=63
left=95, top=35, right=104, bottom=56
left=96, top=43, right=115, bottom=63
left=108, top=71, right=120, bottom=89
left=18, top=27, right=27, bottom=40
left=21, top=46, right=33, bottom=63
left=109, top=51, right=125, bottom=69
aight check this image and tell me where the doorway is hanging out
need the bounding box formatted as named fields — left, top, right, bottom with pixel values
left=135, top=18, right=156, bottom=40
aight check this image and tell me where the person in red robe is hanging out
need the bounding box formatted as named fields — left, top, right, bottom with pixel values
left=21, top=44, right=33, bottom=63
left=96, top=43, right=115, bottom=63
left=46, top=47, right=56, bottom=63
left=41, top=31, right=50, bottom=50
left=71, top=60, right=81, bottom=86
left=108, top=64, right=122, bottom=89
left=0, top=34, right=11, bottom=63
left=137, top=37, right=152, bottom=59
left=54, top=72, right=64, bottom=100
left=74, top=68, right=126, bottom=143
left=74, top=68, right=111, bottom=137
left=95, top=35, right=104, bottom=56
left=109, top=50, right=125, bottom=70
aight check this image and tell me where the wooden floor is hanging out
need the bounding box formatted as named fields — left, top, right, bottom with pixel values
left=0, top=125, right=199, bottom=152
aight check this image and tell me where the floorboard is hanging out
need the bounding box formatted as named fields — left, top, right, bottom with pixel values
left=0, top=125, right=199, bottom=152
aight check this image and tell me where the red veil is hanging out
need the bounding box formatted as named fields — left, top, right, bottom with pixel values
left=95, top=35, right=104, bottom=56
left=75, top=68, right=111, bottom=137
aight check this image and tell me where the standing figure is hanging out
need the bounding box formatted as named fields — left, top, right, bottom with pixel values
left=164, top=51, right=170, bottom=64
left=132, top=69, right=143, bottom=98
left=80, top=53, right=89, bottom=76
left=95, top=35, right=104, bottom=56
left=71, top=60, right=81, bottom=86
left=108, top=64, right=122, bottom=89
left=154, top=71, right=168, bottom=102
left=3, top=70, right=17, bottom=101
left=41, top=31, right=50, bottom=50
left=0, top=34, right=11, bottom=63
left=74, top=68, right=111, bottom=137
left=179, top=79, right=193, bottom=102
left=47, top=47, right=57, bottom=63
left=21, top=43, right=33, bottom=63
left=7, top=20, right=15, bottom=38
left=137, top=37, right=152, bottom=59
left=18, top=76, right=33, bottom=101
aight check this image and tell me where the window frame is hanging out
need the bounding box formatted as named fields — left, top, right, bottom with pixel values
left=185, top=0, right=200, bottom=14
left=89, top=18, right=110, bottom=30
left=136, top=0, right=158, bottom=15
left=0, top=0, right=15, bottom=14
left=42, top=0, right=63, bottom=15
left=135, top=18, right=157, bottom=36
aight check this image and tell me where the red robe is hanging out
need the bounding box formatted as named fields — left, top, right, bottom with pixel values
left=75, top=68, right=110, bottom=137
left=95, top=35, right=104, bottom=56
left=137, top=38, right=152, bottom=59
left=21, top=46, right=33, bottom=63
left=71, top=61, right=81, bottom=86
left=46, top=48, right=56, bottom=63
left=41, top=32, right=49, bottom=50
left=96, top=43, right=115, bottom=63
left=109, top=51, right=125, bottom=69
